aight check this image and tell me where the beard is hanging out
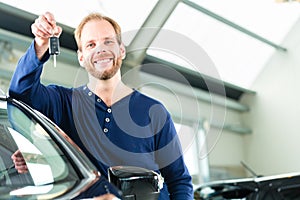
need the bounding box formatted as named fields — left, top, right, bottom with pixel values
left=83, top=54, right=123, bottom=80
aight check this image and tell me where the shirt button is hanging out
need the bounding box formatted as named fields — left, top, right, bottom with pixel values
left=97, top=98, right=101, bottom=102
left=103, top=128, right=108, bottom=133
left=88, top=91, right=92, bottom=96
left=105, top=118, right=110, bottom=123
left=107, top=108, right=112, bottom=113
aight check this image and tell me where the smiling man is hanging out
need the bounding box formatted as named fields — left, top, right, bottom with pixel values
left=9, top=12, right=193, bottom=199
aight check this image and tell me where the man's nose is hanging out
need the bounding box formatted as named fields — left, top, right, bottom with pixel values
left=95, top=44, right=107, bottom=54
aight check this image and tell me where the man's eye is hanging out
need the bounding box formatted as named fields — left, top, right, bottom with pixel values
left=86, top=43, right=95, bottom=48
left=105, top=40, right=114, bottom=45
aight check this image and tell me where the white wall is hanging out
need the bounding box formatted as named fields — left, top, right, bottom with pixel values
left=241, top=17, right=300, bottom=176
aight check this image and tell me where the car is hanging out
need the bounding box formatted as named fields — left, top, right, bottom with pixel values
left=194, top=171, right=300, bottom=199
left=0, top=91, right=124, bottom=199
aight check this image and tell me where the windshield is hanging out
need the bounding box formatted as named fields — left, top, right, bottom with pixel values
left=0, top=99, right=79, bottom=194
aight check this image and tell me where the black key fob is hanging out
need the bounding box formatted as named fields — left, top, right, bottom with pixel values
left=49, top=36, right=60, bottom=55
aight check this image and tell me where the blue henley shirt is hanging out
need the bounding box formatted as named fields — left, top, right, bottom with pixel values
left=9, top=41, right=194, bottom=200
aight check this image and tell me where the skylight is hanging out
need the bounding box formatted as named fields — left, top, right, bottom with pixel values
left=147, top=0, right=300, bottom=89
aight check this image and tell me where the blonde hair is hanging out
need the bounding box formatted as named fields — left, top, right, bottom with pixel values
left=74, top=13, right=122, bottom=50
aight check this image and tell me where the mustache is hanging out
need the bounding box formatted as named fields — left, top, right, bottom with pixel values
left=94, top=53, right=114, bottom=59
left=88, top=47, right=115, bottom=60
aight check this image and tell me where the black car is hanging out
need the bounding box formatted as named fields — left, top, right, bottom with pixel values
left=194, top=172, right=300, bottom=199
left=0, top=93, right=123, bottom=199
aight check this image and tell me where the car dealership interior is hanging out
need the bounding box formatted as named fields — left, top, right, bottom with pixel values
left=1, top=0, right=300, bottom=194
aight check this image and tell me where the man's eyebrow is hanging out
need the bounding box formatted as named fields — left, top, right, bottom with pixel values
left=84, top=37, right=115, bottom=43
left=104, top=36, right=117, bottom=40
left=85, top=39, right=95, bottom=43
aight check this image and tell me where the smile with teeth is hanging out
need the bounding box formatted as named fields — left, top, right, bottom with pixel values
left=94, top=58, right=113, bottom=64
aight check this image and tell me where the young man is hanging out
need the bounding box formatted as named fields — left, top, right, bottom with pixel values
left=9, top=12, right=193, bottom=199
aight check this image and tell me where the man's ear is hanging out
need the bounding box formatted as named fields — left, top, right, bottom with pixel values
left=77, top=50, right=85, bottom=67
left=120, top=43, right=126, bottom=59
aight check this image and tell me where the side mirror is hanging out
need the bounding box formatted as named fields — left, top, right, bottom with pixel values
left=108, top=166, right=164, bottom=200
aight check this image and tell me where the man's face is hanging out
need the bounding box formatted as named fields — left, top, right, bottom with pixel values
left=78, top=19, right=125, bottom=80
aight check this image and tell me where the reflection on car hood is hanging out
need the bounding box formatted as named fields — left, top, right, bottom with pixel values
left=195, top=172, right=300, bottom=200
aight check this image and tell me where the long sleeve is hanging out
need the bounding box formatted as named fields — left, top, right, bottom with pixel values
left=155, top=112, right=194, bottom=199
left=9, top=41, right=47, bottom=101
left=160, top=157, right=194, bottom=199
left=9, top=40, right=66, bottom=125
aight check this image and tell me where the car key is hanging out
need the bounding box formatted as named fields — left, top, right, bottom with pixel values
left=49, top=36, right=60, bottom=67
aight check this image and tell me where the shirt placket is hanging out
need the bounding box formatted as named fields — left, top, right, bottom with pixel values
left=103, top=107, right=112, bottom=134
left=84, top=85, right=112, bottom=135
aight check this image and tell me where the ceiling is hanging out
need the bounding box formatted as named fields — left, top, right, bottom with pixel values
left=0, top=0, right=300, bottom=100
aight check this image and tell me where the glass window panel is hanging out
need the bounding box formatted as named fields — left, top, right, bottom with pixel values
left=147, top=2, right=282, bottom=89
left=189, top=0, right=300, bottom=43
left=147, top=1, right=300, bottom=89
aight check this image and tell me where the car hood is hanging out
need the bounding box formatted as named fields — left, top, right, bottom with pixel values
left=195, top=172, right=300, bottom=199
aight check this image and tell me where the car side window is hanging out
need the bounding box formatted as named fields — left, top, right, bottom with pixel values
left=0, top=123, right=34, bottom=186
left=0, top=101, right=78, bottom=188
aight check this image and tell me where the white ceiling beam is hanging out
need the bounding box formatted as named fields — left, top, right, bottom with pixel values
left=125, top=0, right=181, bottom=67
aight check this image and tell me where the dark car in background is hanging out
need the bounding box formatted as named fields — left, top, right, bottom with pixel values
left=0, top=93, right=121, bottom=199
left=194, top=172, right=300, bottom=199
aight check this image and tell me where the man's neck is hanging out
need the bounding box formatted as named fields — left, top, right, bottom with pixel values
left=87, top=76, right=133, bottom=107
